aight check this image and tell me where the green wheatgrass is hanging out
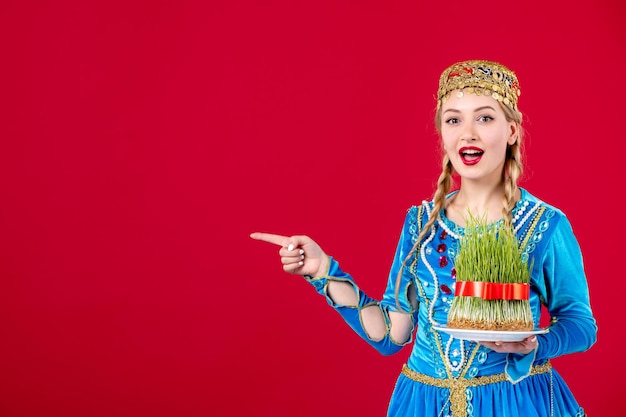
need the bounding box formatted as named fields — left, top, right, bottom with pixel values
left=447, top=212, right=534, bottom=331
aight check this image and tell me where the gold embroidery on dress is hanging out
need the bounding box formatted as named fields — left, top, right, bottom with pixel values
left=401, top=362, right=552, bottom=417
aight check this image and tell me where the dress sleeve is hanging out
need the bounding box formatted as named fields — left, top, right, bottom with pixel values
left=380, top=205, right=422, bottom=314
left=507, top=211, right=598, bottom=381
left=303, top=206, right=420, bottom=356
left=533, top=213, right=598, bottom=360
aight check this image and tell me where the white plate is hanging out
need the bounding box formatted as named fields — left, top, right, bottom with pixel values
left=432, top=325, right=549, bottom=342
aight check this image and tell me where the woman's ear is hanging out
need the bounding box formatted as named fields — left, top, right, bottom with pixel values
left=507, top=122, right=520, bottom=145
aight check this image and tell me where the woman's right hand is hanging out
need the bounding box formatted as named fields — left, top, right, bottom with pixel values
left=250, top=232, right=329, bottom=278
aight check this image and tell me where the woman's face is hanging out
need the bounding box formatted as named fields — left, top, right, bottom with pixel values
left=440, top=90, right=518, bottom=185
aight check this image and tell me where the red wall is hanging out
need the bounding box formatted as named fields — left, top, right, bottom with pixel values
left=1, top=1, right=623, bottom=416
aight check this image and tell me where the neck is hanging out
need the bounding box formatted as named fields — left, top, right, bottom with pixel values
left=446, top=182, right=517, bottom=225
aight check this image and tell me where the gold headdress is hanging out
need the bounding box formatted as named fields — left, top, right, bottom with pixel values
left=437, top=60, right=521, bottom=112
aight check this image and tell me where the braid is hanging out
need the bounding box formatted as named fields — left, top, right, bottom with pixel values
left=500, top=105, right=525, bottom=226
left=394, top=155, right=453, bottom=311
left=403, top=155, right=453, bottom=266
left=419, top=155, right=453, bottom=243
left=502, top=140, right=523, bottom=226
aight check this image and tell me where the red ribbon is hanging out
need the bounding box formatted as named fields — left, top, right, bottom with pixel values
left=454, top=281, right=530, bottom=300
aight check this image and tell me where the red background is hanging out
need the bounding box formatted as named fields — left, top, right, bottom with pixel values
left=1, top=1, right=624, bottom=416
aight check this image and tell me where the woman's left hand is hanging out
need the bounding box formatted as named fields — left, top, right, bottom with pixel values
left=479, top=335, right=538, bottom=354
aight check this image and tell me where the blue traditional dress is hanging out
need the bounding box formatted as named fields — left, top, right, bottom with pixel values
left=306, top=188, right=597, bottom=417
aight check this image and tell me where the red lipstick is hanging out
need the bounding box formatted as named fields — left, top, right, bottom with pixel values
left=459, top=146, right=484, bottom=166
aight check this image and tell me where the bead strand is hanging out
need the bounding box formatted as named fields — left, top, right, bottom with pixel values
left=437, top=218, right=460, bottom=240
left=444, top=333, right=466, bottom=373
left=514, top=202, right=540, bottom=234
left=512, top=200, right=529, bottom=223
left=423, top=202, right=467, bottom=375
left=421, top=202, right=442, bottom=327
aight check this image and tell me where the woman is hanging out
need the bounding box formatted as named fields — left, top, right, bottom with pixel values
left=251, top=60, right=597, bottom=417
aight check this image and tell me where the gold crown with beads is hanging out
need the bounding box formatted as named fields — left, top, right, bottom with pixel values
left=437, top=60, right=521, bottom=112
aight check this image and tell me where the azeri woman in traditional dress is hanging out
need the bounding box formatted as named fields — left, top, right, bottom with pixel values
left=251, top=60, right=597, bottom=417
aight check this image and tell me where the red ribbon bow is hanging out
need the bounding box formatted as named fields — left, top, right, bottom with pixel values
left=454, top=281, right=530, bottom=300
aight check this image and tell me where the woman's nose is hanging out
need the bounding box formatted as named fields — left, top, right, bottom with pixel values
left=459, top=124, right=476, bottom=141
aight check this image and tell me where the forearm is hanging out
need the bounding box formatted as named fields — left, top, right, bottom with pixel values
left=306, top=257, right=414, bottom=355
left=535, top=313, right=597, bottom=360
left=327, top=281, right=388, bottom=339
left=534, top=217, right=598, bottom=360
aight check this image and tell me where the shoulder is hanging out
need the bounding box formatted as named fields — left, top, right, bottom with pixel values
left=517, top=189, right=577, bottom=252
left=403, top=205, right=421, bottom=229
left=400, top=201, right=433, bottom=239
left=518, top=188, right=568, bottom=222
left=405, top=199, right=436, bottom=222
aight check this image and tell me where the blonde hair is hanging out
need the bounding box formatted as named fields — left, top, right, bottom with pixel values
left=394, top=102, right=525, bottom=312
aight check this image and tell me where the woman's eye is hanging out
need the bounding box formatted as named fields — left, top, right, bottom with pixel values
left=445, top=118, right=459, bottom=125
left=478, top=115, right=494, bottom=122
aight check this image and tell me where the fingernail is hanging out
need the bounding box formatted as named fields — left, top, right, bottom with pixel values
left=288, top=244, right=294, bottom=251
left=298, top=261, right=304, bottom=266
left=531, top=336, right=537, bottom=342
left=495, top=342, right=501, bottom=346
left=299, top=249, right=304, bottom=255
left=300, top=255, right=304, bottom=260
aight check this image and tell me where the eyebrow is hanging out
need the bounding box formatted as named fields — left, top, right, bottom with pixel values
left=443, top=105, right=496, bottom=114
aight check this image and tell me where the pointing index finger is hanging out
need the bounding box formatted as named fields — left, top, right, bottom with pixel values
left=250, top=232, right=289, bottom=247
